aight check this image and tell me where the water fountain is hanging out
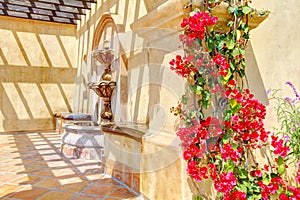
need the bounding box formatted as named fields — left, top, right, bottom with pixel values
left=60, top=42, right=118, bottom=161
left=87, top=41, right=116, bottom=123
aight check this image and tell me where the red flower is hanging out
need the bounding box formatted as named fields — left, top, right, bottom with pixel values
left=253, top=169, right=262, bottom=177
left=271, top=135, right=290, bottom=158
left=279, top=193, right=289, bottom=200
left=169, top=55, right=197, bottom=77
left=214, top=172, right=236, bottom=194
left=221, top=143, right=241, bottom=162
left=181, top=12, right=217, bottom=41
left=225, top=190, right=246, bottom=200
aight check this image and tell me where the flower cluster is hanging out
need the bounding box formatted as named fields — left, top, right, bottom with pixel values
left=271, top=135, right=290, bottom=158
left=212, top=53, right=230, bottom=77
left=214, top=172, right=236, bottom=194
left=181, top=12, right=217, bottom=41
left=169, top=55, right=197, bottom=77
left=225, top=88, right=270, bottom=148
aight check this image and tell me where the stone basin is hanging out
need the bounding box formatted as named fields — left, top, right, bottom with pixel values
left=61, top=123, right=104, bottom=160
left=87, top=81, right=116, bottom=98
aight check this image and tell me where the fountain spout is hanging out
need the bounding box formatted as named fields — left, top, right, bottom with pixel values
left=88, top=41, right=117, bottom=123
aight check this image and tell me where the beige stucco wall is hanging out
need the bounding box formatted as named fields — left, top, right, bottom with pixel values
left=75, top=0, right=192, bottom=199
left=249, top=0, right=300, bottom=130
left=75, top=0, right=300, bottom=199
left=0, top=16, right=77, bottom=132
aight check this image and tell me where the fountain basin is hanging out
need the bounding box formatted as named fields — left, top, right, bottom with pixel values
left=61, top=124, right=104, bottom=160
left=87, top=81, right=116, bottom=98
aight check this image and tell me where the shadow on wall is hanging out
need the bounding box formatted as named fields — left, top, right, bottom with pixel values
left=0, top=16, right=77, bottom=132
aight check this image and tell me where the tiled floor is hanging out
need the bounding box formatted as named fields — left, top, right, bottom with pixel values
left=0, top=131, right=142, bottom=200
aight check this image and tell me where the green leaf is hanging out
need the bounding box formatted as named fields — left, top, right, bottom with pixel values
left=239, top=184, right=248, bottom=193
left=222, top=133, right=230, bottom=144
left=262, top=173, right=270, bottom=185
left=232, top=48, right=240, bottom=57
left=240, top=49, right=246, bottom=56
left=207, top=37, right=215, bottom=52
left=227, top=21, right=233, bottom=28
left=228, top=6, right=236, bottom=14
left=236, top=30, right=241, bottom=40
left=224, top=110, right=232, bottom=121
left=278, top=165, right=285, bottom=174
left=238, top=167, right=248, bottom=179
left=252, top=185, right=261, bottom=193
left=189, top=111, right=196, bottom=118
left=181, top=95, right=188, bottom=104
left=242, top=6, right=253, bottom=14
left=237, top=68, right=245, bottom=78
left=270, top=173, right=279, bottom=178
left=277, top=185, right=283, bottom=194
left=226, top=39, right=235, bottom=49
left=193, top=196, right=203, bottom=200
left=225, top=160, right=234, bottom=172
left=277, top=156, right=285, bottom=165
left=197, top=76, right=204, bottom=83
left=230, top=99, right=238, bottom=108
left=222, top=69, right=232, bottom=84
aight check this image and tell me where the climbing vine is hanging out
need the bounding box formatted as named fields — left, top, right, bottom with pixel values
left=170, top=1, right=300, bottom=199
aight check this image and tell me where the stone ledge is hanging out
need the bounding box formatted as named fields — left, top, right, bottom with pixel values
left=130, top=0, right=269, bottom=42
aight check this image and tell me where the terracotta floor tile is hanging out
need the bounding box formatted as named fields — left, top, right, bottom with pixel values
left=0, top=173, right=25, bottom=183
left=58, top=181, right=90, bottom=193
left=52, top=168, right=76, bottom=177
left=58, top=177, right=83, bottom=185
left=83, top=184, right=116, bottom=196
left=97, top=178, right=120, bottom=186
left=109, top=187, right=136, bottom=199
left=0, top=165, right=25, bottom=173
left=0, top=184, right=27, bottom=197
left=42, top=154, right=63, bottom=161
left=84, top=173, right=106, bottom=181
left=9, top=187, right=50, bottom=200
left=30, top=169, right=54, bottom=177
left=46, top=160, right=69, bottom=168
left=72, top=195, right=106, bottom=200
left=34, top=178, right=61, bottom=189
left=19, top=166, right=42, bottom=174
left=11, top=175, right=44, bottom=185
left=37, top=149, right=56, bottom=155
left=37, top=191, right=74, bottom=200
left=0, top=132, right=140, bottom=200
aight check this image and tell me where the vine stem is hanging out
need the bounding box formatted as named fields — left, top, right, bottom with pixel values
left=260, top=144, right=274, bottom=173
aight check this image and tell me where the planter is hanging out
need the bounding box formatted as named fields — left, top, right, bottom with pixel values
left=131, top=0, right=268, bottom=42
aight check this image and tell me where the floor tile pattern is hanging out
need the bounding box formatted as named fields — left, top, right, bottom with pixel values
left=0, top=131, right=142, bottom=200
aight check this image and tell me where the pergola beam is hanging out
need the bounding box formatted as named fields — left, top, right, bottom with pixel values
left=0, top=0, right=97, bottom=24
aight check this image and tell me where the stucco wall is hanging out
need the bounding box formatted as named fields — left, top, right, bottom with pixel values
left=250, top=0, right=300, bottom=130
left=74, top=0, right=300, bottom=199
left=74, top=1, right=191, bottom=199
left=0, top=16, right=77, bottom=132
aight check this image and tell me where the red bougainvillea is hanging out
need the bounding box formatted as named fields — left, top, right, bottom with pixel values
left=170, top=5, right=300, bottom=199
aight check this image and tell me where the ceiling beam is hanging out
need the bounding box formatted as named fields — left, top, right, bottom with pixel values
left=0, top=0, right=97, bottom=24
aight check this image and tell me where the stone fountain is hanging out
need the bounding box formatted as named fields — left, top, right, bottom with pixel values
left=60, top=42, right=118, bottom=161
left=88, top=41, right=116, bottom=123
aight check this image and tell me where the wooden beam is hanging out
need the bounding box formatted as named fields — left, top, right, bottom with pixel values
left=0, top=0, right=97, bottom=24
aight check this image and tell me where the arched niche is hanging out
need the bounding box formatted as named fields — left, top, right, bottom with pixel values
left=90, top=13, right=128, bottom=124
